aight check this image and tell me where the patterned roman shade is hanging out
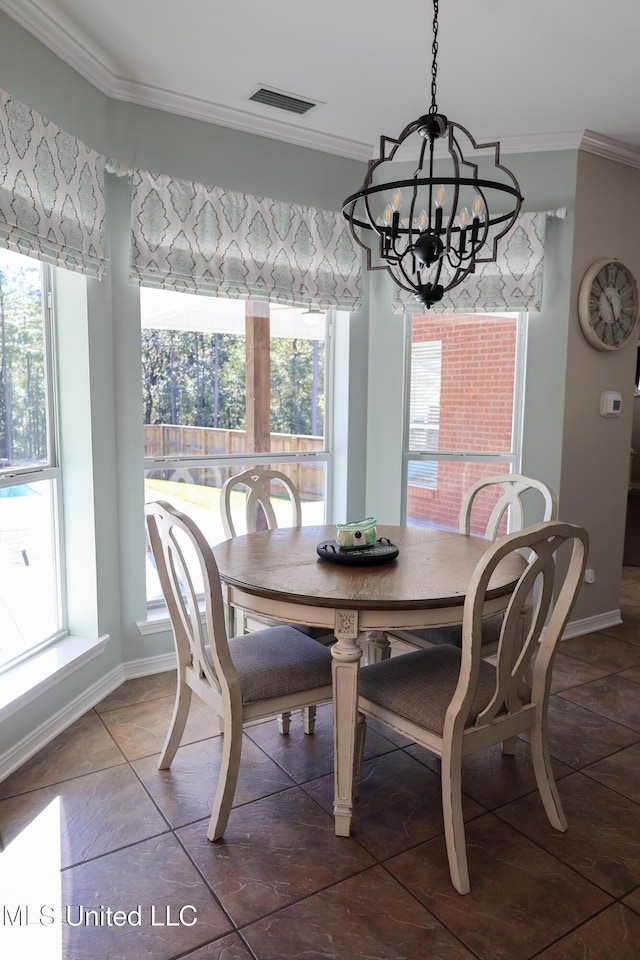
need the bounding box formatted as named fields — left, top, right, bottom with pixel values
left=0, top=88, right=107, bottom=279
left=394, top=209, right=566, bottom=314
left=130, top=169, right=363, bottom=311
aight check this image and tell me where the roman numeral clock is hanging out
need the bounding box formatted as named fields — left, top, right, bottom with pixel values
left=578, top=258, right=639, bottom=351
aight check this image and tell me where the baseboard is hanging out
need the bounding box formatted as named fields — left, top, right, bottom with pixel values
left=560, top=609, right=622, bottom=639
left=121, top=651, right=177, bottom=680
left=0, top=652, right=177, bottom=784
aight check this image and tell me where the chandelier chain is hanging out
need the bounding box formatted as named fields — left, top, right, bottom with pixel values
left=341, top=0, right=523, bottom=309
left=429, top=0, right=439, bottom=114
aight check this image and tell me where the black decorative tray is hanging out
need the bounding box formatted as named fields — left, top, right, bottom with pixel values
left=316, top=537, right=399, bottom=566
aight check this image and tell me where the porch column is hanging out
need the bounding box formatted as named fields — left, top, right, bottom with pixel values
left=245, top=300, right=271, bottom=454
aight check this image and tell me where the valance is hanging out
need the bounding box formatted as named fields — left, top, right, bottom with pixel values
left=129, top=169, right=363, bottom=312
left=394, top=209, right=566, bottom=314
left=0, top=89, right=107, bottom=279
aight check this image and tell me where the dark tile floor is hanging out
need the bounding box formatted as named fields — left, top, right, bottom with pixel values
left=2, top=569, right=640, bottom=959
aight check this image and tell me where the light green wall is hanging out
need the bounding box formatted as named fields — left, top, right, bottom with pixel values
left=0, top=11, right=108, bottom=152
left=330, top=306, right=369, bottom=525
left=107, top=175, right=148, bottom=644
left=0, top=7, right=636, bottom=767
left=560, top=151, right=640, bottom=618
left=365, top=271, right=406, bottom=523
left=511, top=152, right=579, bottom=535
left=106, top=101, right=363, bottom=212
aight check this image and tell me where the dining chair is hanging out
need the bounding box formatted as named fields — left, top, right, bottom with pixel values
left=355, top=519, right=588, bottom=894
left=221, top=467, right=334, bottom=733
left=221, top=467, right=302, bottom=539
left=145, top=500, right=333, bottom=841
left=398, top=473, right=558, bottom=654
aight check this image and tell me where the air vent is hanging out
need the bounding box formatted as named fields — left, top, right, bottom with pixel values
left=249, top=86, right=317, bottom=116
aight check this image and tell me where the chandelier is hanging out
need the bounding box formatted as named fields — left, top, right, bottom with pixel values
left=342, top=0, right=523, bottom=309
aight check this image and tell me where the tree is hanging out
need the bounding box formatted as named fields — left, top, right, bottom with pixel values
left=0, top=254, right=45, bottom=466
left=139, top=325, right=324, bottom=438
left=140, top=328, right=247, bottom=430
left=270, top=337, right=324, bottom=436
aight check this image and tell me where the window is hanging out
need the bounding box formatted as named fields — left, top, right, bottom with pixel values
left=404, top=312, right=523, bottom=533
left=141, top=289, right=331, bottom=603
left=0, top=248, right=63, bottom=669
left=407, top=340, right=442, bottom=492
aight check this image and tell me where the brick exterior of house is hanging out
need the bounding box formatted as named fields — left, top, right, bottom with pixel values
left=407, top=313, right=517, bottom=534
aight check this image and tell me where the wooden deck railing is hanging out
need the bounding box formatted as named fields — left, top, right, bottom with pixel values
left=143, top=424, right=324, bottom=499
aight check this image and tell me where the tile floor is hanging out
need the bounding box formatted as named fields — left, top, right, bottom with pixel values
left=2, top=569, right=640, bottom=959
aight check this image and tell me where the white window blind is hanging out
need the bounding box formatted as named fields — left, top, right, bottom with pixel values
left=394, top=209, right=566, bottom=314
left=129, top=169, right=363, bottom=312
left=0, top=89, right=107, bottom=279
left=408, top=339, right=442, bottom=488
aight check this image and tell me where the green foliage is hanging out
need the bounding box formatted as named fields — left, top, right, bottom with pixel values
left=270, top=337, right=324, bottom=436
left=141, top=327, right=324, bottom=437
left=141, top=329, right=247, bottom=429
left=0, top=255, right=46, bottom=467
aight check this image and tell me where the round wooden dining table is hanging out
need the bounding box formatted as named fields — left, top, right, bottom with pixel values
left=213, top=523, right=525, bottom=837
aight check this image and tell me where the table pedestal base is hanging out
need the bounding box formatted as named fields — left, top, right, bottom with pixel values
left=331, top=610, right=362, bottom=836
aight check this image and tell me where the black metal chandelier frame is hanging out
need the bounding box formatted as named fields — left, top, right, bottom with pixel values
left=342, top=0, right=524, bottom=309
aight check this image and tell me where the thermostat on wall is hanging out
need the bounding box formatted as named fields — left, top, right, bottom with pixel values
left=600, top=391, right=622, bottom=417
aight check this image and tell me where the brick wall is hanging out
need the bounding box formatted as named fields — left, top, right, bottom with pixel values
left=408, top=313, right=517, bottom=533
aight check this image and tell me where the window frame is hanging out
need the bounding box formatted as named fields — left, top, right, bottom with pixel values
left=141, top=303, right=336, bottom=610
left=401, top=311, right=528, bottom=524
left=0, top=260, right=67, bottom=672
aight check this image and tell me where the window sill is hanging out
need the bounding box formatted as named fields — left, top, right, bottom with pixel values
left=0, top=633, right=109, bottom=721
left=137, top=602, right=206, bottom=636
left=137, top=608, right=173, bottom=636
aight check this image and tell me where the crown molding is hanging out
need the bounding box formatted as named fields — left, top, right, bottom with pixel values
left=580, top=129, right=640, bottom=169
left=0, top=0, right=115, bottom=91
left=498, top=130, right=585, bottom=155
left=3, top=2, right=635, bottom=165
left=107, top=78, right=372, bottom=162
left=0, top=0, right=372, bottom=161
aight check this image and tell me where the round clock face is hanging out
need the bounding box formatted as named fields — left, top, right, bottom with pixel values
left=578, top=258, right=639, bottom=351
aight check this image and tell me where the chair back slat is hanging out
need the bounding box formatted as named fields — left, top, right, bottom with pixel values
left=459, top=473, right=558, bottom=540
left=221, top=468, right=303, bottom=539
left=146, top=500, right=239, bottom=701
left=356, top=517, right=586, bottom=896
left=447, top=521, right=587, bottom=738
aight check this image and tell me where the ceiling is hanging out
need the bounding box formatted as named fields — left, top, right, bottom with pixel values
left=3, top=0, right=640, bottom=162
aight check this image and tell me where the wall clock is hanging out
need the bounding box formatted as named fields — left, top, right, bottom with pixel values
left=578, top=258, right=639, bottom=351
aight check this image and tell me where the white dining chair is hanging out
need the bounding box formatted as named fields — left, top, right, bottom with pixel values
left=355, top=519, right=588, bottom=894
left=221, top=467, right=334, bottom=734
left=145, top=500, right=333, bottom=841
left=221, top=467, right=302, bottom=539
left=398, top=473, right=557, bottom=654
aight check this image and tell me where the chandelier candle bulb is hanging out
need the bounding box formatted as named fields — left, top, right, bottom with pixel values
left=458, top=207, right=468, bottom=255
left=383, top=205, right=393, bottom=255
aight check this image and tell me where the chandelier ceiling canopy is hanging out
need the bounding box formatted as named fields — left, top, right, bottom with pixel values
left=342, top=0, right=524, bottom=309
